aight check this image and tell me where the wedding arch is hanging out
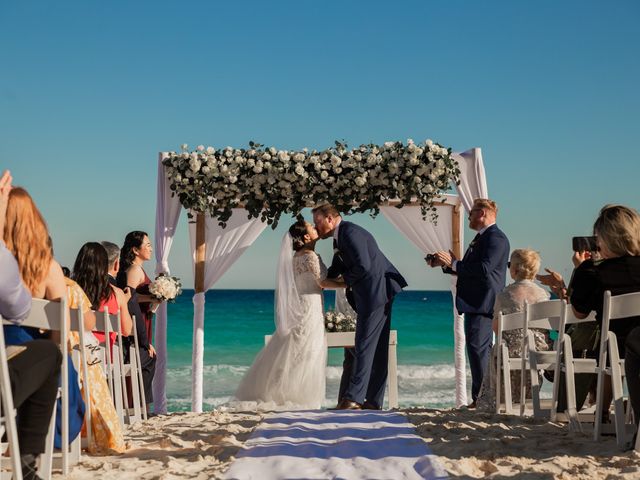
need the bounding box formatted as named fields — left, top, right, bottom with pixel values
left=153, top=140, right=488, bottom=413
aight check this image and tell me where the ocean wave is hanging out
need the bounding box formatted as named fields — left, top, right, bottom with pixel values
left=164, top=363, right=466, bottom=411
left=167, top=363, right=461, bottom=380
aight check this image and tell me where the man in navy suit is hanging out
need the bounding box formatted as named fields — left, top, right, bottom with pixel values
left=313, top=204, right=407, bottom=410
left=430, top=198, right=510, bottom=407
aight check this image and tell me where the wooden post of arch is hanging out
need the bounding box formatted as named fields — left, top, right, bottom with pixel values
left=194, top=213, right=206, bottom=293
left=452, top=200, right=462, bottom=260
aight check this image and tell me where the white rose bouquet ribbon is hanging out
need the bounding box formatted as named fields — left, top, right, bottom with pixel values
left=148, top=274, right=183, bottom=312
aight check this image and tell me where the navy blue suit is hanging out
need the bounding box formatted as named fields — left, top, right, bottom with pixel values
left=328, top=221, right=407, bottom=407
left=445, top=224, right=509, bottom=401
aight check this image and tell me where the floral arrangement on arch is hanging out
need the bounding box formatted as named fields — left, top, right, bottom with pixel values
left=162, top=139, right=460, bottom=228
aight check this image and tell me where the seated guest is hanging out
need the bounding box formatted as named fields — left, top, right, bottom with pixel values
left=2, top=185, right=85, bottom=450
left=117, top=231, right=157, bottom=344
left=476, top=248, right=551, bottom=411
left=102, top=240, right=156, bottom=411
left=72, top=242, right=133, bottom=351
left=64, top=276, right=126, bottom=454
left=540, top=205, right=640, bottom=416
left=0, top=170, right=62, bottom=480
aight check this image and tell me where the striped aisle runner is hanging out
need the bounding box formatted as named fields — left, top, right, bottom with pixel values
left=223, top=410, right=447, bottom=480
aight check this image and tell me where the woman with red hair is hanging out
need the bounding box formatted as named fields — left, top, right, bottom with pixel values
left=2, top=186, right=86, bottom=452
left=2, top=187, right=67, bottom=343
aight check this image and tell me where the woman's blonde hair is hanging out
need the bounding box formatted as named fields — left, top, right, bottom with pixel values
left=3, top=187, right=52, bottom=293
left=593, top=204, right=640, bottom=257
left=510, top=248, right=540, bottom=281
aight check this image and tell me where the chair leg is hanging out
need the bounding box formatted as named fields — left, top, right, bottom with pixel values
left=39, top=397, right=57, bottom=480
left=529, top=335, right=541, bottom=418
left=495, top=345, right=502, bottom=414
left=593, top=368, right=606, bottom=441
left=608, top=333, right=628, bottom=448
left=550, top=348, right=563, bottom=423
left=128, top=349, right=142, bottom=423
left=564, top=342, right=582, bottom=431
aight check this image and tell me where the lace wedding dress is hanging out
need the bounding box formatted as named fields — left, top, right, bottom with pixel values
left=232, top=250, right=328, bottom=410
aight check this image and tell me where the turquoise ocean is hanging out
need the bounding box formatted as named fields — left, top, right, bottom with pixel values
left=164, top=289, right=462, bottom=411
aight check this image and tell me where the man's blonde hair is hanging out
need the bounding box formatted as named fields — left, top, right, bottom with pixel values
left=510, top=248, right=540, bottom=281
left=312, top=204, right=341, bottom=217
left=473, top=198, right=498, bottom=215
left=593, top=204, right=640, bottom=257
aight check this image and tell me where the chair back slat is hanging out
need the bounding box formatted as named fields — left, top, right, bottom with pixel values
left=564, top=309, right=596, bottom=326
left=499, top=311, right=525, bottom=332
left=525, top=300, right=564, bottom=331
left=20, top=298, right=66, bottom=331
left=607, top=291, right=640, bottom=320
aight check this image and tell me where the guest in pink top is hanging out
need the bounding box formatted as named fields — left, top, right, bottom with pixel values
left=72, top=243, right=132, bottom=350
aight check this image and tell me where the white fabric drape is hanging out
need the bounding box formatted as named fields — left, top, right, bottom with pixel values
left=380, top=196, right=467, bottom=407
left=452, top=148, right=488, bottom=212
left=188, top=209, right=268, bottom=412
left=153, top=154, right=183, bottom=414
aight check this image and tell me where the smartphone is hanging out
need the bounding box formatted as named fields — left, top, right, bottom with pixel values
left=572, top=236, right=597, bottom=252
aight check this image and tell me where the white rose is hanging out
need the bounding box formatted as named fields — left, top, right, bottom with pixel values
left=229, top=176, right=237, bottom=183
left=295, top=165, right=305, bottom=176
left=354, top=177, right=366, bottom=187
left=180, top=143, right=188, bottom=151
left=253, top=166, right=263, bottom=174
left=189, top=159, right=201, bottom=172
left=426, top=139, right=433, bottom=147
left=320, top=171, right=329, bottom=180
left=206, top=146, right=215, bottom=154
left=197, top=145, right=205, bottom=152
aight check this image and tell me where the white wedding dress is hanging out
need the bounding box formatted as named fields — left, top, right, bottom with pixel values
left=232, top=249, right=328, bottom=410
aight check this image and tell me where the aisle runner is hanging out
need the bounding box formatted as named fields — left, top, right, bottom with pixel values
left=223, top=410, right=447, bottom=480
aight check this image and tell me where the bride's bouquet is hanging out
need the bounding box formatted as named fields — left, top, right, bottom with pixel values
left=149, top=274, right=183, bottom=304
left=324, top=310, right=357, bottom=333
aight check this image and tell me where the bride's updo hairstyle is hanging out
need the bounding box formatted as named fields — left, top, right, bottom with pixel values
left=289, top=214, right=308, bottom=251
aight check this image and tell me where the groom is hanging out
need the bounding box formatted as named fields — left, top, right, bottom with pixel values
left=313, top=204, right=407, bottom=410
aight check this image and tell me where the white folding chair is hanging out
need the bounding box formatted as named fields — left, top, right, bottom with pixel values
left=68, top=307, right=92, bottom=451
left=94, top=307, right=130, bottom=426
left=0, top=319, right=23, bottom=480
left=556, top=307, right=597, bottom=429
left=18, top=298, right=77, bottom=478
left=125, top=314, right=146, bottom=423
left=495, top=310, right=526, bottom=415
left=521, top=299, right=564, bottom=418
left=593, top=290, right=640, bottom=447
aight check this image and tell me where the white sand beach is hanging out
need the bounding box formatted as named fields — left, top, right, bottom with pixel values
left=54, top=407, right=640, bottom=479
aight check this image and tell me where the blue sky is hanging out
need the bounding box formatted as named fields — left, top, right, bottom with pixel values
left=1, top=0, right=638, bottom=290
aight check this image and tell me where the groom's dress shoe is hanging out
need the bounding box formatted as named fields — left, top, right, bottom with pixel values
left=334, top=399, right=362, bottom=410
left=362, top=401, right=382, bottom=410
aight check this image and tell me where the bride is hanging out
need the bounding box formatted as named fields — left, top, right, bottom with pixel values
left=232, top=215, right=344, bottom=410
